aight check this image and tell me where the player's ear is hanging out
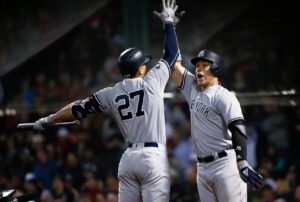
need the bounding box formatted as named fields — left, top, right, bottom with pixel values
left=136, top=65, right=146, bottom=77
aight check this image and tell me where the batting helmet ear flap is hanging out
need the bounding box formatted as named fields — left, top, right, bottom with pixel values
left=191, top=50, right=224, bottom=77
left=210, top=63, right=222, bottom=77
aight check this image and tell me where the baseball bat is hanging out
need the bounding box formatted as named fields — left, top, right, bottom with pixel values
left=17, top=120, right=80, bottom=130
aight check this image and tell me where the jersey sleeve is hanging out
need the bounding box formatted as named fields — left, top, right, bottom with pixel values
left=178, top=69, right=196, bottom=102
left=144, top=60, right=170, bottom=96
left=93, top=87, right=113, bottom=113
left=161, top=23, right=179, bottom=71
left=216, top=91, right=244, bottom=125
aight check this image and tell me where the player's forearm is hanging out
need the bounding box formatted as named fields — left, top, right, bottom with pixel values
left=172, top=61, right=185, bottom=86
left=162, top=23, right=179, bottom=70
left=228, top=120, right=248, bottom=162
left=51, top=103, right=77, bottom=122
left=232, top=132, right=247, bottom=162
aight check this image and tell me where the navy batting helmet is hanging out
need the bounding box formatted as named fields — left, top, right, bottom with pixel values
left=118, top=48, right=152, bottom=78
left=191, top=50, right=224, bottom=77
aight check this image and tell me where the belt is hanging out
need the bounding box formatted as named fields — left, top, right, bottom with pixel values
left=128, top=142, right=158, bottom=148
left=197, top=150, right=227, bottom=163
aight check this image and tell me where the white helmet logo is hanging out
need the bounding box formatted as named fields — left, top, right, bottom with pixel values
left=199, top=50, right=205, bottom=57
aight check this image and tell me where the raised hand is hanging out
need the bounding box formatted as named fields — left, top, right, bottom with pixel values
left=153, top=0, right=178, bottom=24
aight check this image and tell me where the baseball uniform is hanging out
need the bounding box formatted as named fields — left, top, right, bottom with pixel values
left=94, top=22, right=179, bottom=202
left=178, top=69, right=247, bottom=202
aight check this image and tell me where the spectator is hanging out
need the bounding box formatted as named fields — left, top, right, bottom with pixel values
left=262, top=105, right=289, bottom=155
left=32, top=148, right=58, bottom=190
left=41, top=174, right=76, bottom=202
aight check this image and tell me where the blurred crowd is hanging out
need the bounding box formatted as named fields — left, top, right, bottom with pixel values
left=1, top=0, right=300, bottom=202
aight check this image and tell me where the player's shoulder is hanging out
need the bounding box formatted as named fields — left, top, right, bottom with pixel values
left=103, top=83, right=118, bottom=91
left=216, top=85, right=230, bottom=94
left=119, top=78, right=145, bottom=89
left=215, top=85, right=236, bottom=99
left=147, top=60, right=170, bottom=74
left=94, top=86, right=113, bottom=98
left=158, top=59, right=168, bottom=68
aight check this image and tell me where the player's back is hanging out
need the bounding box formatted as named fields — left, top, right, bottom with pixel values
left=98, top=76, right=167, bottom=145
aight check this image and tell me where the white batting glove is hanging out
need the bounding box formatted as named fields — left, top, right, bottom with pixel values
left=34, top=114, right=54, bottom=131
left=153, top=0, right=178, bottom=23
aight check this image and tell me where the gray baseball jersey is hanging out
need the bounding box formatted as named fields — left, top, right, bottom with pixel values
left=94, top=60, right=170, bottom=145
left=178, top=69, right=247, bottom=202
left=92, top=22, right=178, bottom=202
left=179, top=70, right=244, bottom=156
left=94, top=60, right=171, bottom=202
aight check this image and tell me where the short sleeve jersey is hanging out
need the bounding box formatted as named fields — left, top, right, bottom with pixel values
left=94, top=60, right=171, bottom=145
left=179, top=70, right=244, bottom=156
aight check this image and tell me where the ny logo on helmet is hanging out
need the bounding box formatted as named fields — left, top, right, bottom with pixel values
left=199, top=50, right=205, bottom=57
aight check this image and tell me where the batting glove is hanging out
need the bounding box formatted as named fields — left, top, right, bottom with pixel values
left=34, top=114, right=54, bottom=131
left=153, top=0, right=178, bottom=23
left=238, top=161, right=264, bottom=191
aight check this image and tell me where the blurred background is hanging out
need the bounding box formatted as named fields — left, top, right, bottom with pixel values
left=0, top=0, right=300, bottom=201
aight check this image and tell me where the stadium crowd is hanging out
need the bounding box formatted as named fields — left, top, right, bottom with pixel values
left=0, top=0, right=300, bottom=201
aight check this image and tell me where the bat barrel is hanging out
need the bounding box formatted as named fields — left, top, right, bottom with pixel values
left=17, top=123, right=35, bottom=130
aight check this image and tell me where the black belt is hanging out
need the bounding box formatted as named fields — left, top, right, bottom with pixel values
left=197, top=151, right=227, bottom=163
left=128, top=142, right=158, bottom=148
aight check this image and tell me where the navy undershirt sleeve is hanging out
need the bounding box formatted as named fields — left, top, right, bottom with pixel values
left=162, top=22, right=179, bottom=71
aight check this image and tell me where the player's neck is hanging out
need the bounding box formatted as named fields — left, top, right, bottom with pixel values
left=134, top=70, right=146, bottom=79
left=200, top=79, right=219, bottom=91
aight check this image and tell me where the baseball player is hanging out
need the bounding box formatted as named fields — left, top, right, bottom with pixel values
left=33, top=0, right=180, bottom=201
left=170, top=50, right=264, bottom=201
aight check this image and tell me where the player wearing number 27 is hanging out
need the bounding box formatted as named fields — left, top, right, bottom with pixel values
left=33, top=0, right=180, bottom=201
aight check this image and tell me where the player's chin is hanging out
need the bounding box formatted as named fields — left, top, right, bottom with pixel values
left=196, top=79, right=204, bottom=86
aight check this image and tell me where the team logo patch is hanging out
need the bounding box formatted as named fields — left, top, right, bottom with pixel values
left=199, top=50, right=205, bottom=57
left=242, top=169, right=248, bottom=177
